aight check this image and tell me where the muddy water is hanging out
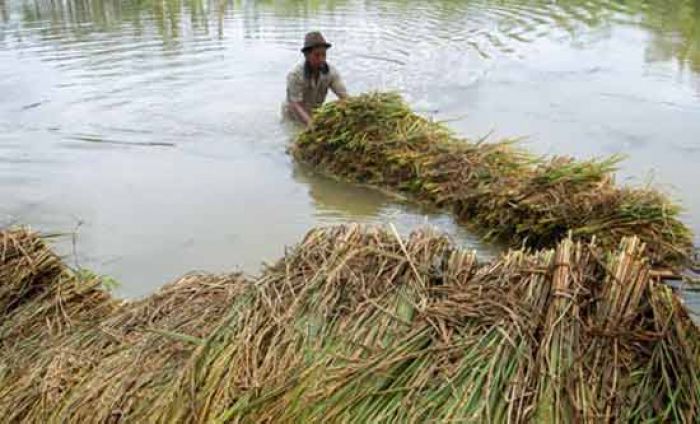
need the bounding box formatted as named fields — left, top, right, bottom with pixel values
left=1, top=0, right=699, bottom=301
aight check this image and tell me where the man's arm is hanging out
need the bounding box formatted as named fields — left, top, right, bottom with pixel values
left=330, top=67, right=348, bottom=99
left=287, top=70, right=312, bottom=126
left=290, top=101, right=312, bottom=126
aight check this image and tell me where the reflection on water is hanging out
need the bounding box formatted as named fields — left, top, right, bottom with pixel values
left=1, top=0, right=699, bottom=299
left=292, top=164, right=391, bottom=220
left=291, top=163, right=499, bottom=255
left=641, top=0, right=700, bottom=74
left=7, top=0, right=700, bottom=72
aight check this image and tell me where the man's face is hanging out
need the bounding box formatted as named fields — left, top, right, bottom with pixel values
left=306, top=47, right=327, bottom=70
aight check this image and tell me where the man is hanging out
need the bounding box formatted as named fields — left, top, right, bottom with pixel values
left=285, top=31, right=348, bottom=126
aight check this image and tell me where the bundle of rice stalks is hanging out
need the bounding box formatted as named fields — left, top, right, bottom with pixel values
left=156, top=224, right=456, bottom=422
left=292, top=92, right=693, bottom=268
left=0, top=229, right=120, bottom=370
left=46, top=273, right=248, bottom=423
left=123, top=225, right=698, bottom=423
left=0, top=229, right=122, bottom=420
left=0, top=228, right=68, bottom=316
left=0, top=228, right=249, bottom=422
left=1, top=226, right=698, bottom=422
left=211, top=226, right=699, bottom=422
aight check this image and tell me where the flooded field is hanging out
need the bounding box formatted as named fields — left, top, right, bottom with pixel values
left=1, top=0, right=699, bottom=298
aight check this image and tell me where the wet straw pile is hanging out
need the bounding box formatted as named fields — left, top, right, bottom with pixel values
left=0, top=229, right=248, bottom=422
left=292, top=92, right=693, bottom=269
left=1, top=226, right=698, bottom=422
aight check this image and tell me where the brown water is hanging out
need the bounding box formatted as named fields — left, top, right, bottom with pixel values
left=1, top=0, right=699, bottom=301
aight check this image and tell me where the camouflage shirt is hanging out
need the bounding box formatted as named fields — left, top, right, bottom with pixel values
left=285, top=62, right=347, bottom=114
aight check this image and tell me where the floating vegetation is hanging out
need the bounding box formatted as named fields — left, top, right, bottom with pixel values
left=1, top=226, right=698, bottom=422
left=292, top=92, right=693, bottom=268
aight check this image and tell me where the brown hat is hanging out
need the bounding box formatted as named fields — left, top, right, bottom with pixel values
left=302, top=31, right=332, bottom=53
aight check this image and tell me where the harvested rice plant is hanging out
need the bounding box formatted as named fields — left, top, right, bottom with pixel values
left=1, top=225, right=698, bottom=422
left=293, top=93, right=693, bottom=269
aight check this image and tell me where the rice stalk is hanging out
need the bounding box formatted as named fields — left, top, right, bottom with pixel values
left=292, top=92, right=693, bottom=268
left=1, top=225, right=698, bottom=422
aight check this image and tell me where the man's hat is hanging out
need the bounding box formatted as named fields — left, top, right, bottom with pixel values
left=302, top=31, right=332, bottom=53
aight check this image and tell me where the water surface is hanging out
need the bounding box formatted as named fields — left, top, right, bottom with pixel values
left=1, top=0, right=699, bottom=300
